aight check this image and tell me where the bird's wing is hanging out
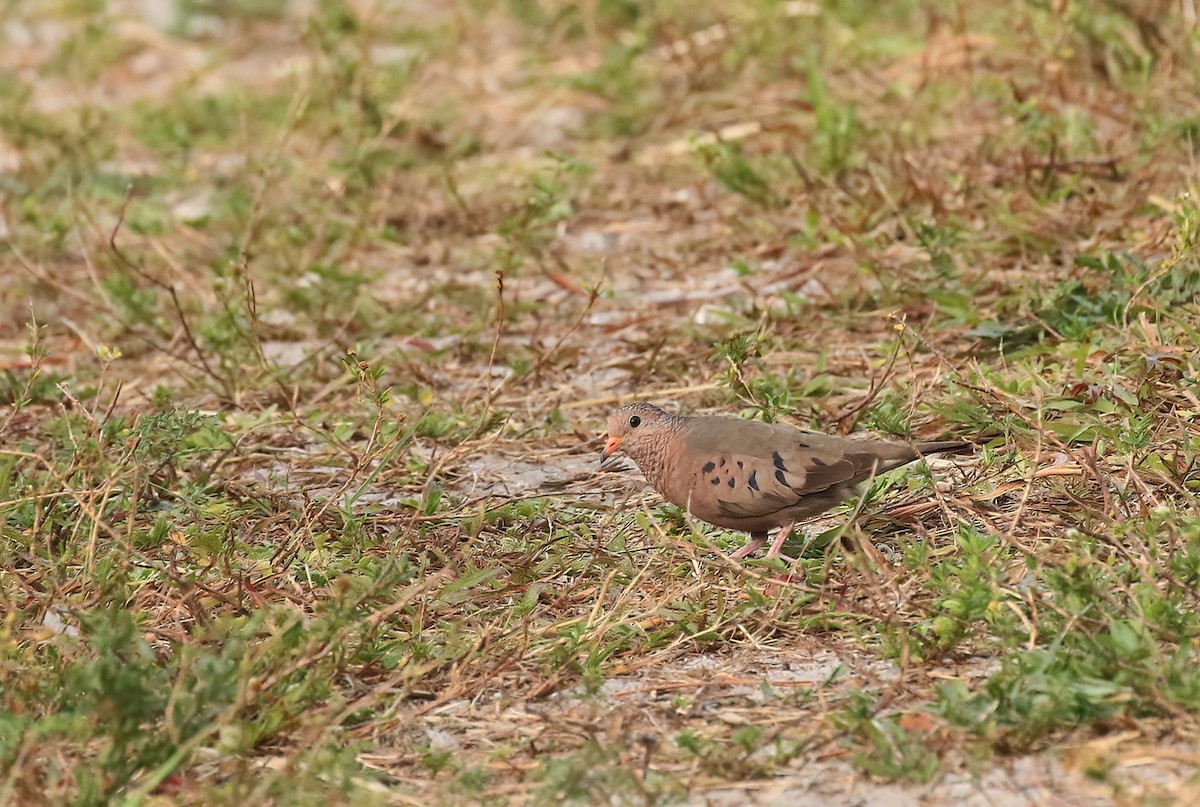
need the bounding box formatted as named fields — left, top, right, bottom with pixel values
left=678, top=419, right=862, bottom=520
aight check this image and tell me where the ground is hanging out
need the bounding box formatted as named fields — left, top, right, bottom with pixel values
left=2, top=0, right=1200, bottom=804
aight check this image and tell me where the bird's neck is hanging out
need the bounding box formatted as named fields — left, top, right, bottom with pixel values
left=627, top=415, right=688, bottom=489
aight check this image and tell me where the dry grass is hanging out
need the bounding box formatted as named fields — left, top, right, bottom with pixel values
left=2, top=0, right=1200, bottom=804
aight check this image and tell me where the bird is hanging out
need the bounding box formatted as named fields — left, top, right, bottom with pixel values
left=601, top=402, right=972, bottom=559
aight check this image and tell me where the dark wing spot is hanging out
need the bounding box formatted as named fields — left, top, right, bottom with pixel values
left=702, top=461, right=716, bottom=474
left=775, top=469, right=787, bottom=486
left=718, top=457, right=726, bottom=468
left=711, top=477, right=721, bottom=486
left=811, top=457, right=827, bottom=467
left=748, top=470, right=759, bottom=491
left=727, top=478, right=735, bottom=488
left=796, top=441, right=810, bottom=449
left=772, top=451, right=786, bottom=470
left=736, top=460, right=743, bottom=469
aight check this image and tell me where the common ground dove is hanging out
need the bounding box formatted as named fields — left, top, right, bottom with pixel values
left=602, top=402, right=971, bottom=559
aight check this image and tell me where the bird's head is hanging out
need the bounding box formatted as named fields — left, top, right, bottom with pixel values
left=602, top=402, right=673, bottom=465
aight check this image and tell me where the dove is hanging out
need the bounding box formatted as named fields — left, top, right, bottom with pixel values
left=602, top=402, right=971, bottom=559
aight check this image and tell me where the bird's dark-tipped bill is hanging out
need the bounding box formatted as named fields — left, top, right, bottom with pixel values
left=599, top=436, right=622, bottom=468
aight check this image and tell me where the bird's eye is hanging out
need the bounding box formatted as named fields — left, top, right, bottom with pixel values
left=629, top=415, right=641, bottom=428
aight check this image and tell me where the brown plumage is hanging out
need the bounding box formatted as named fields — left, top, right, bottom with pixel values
left=602, top=403, right=971, bottom=559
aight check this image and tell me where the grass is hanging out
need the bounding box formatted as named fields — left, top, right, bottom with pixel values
left=2, top=0, right=1200, bottom=803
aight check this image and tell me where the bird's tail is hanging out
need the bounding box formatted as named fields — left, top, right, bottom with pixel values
left=913, top=440, right=974, bottom=456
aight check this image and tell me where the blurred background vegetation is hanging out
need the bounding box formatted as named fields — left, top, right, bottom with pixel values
left=2, top=0, right=1199, bottom=803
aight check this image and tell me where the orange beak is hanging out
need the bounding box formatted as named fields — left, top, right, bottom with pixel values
left=603, top=436, right=622, bottom=456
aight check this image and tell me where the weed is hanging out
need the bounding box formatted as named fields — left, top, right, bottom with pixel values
left=4, top=0, right=1200, bottom=802
left=693, top=137, right=785, bottom=209
left=496, top=153, right=592, bottom=275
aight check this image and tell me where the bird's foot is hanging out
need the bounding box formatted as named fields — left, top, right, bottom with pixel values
left=764, top=569, right=808, bottom=590
left=728, top=534, right=766, bottom=560
left=763, top=523, right=797, bottom=560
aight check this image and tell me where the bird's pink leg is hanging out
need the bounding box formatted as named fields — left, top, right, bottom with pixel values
left=765, top=523, right=796, bottom=559
left=729, top=532, right=767, bottom=559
